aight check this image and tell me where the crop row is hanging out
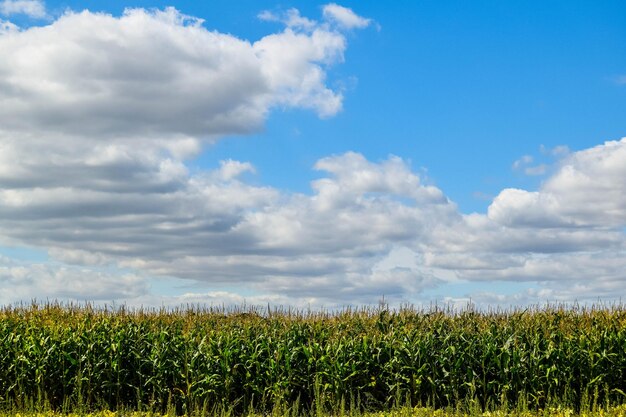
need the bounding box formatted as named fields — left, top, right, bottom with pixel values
left=0, top=304, right=625, bottom=414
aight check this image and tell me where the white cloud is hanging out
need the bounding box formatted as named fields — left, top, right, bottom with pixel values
left=217, top=160, right=256, bottom=181
left=0, top=0, right=45, bottom=18
left=4, top=138, right=624, bottom=307
left=496, top=138, right=626, bottom=228
left=258, top=8, right=316, bottom=31
left=512, top=155, right=533, bottom=170
left=254, top=27, right=347, bottom=117
left=488, top=189, right=568, bottom=227
left=0, top=18, right=17, bottom=33
left=0, top=6, right=350, bottom=143
left=541, top=139, right=626, bottom=226
left=513, top=145, right=570, bottom=177
left=523, top=164, right=547, bottom=176
left=0, top=257, right=148, bottom=305
left=540, top=144, right=570, bottom=157
left=0, top=149, right=457, bottom=305
left=322, top=3, right=371, bottom=29
left=512, top=154, right=547, bottom=176
left=260, top=4, right=372, bottom=32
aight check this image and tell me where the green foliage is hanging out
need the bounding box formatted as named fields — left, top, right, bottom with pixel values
left=0, top=303, right=625, bottom=415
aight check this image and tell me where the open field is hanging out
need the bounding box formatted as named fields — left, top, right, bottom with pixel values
left=1, top=303, right=625, bottom=416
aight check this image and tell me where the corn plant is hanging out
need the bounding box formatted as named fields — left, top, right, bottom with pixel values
left=0, top=302, right=625, bottom=415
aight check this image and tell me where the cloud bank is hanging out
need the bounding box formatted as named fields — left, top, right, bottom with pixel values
left=0, top=4, right=624, bottom=308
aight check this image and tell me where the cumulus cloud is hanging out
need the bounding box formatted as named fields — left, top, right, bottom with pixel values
left=4, top=139, right=625, bottom=307
left=512, top=155, right=547, bottom=176
left=540, top=144, right=570, bottom=157
left=258, top=8, right=316, bottom=31
left=0, top=6, right=352, bottom=144
left=0, top=149, right=457, bottom=305
left=217, top=160, right=256, bottom=181
left=495, top=138, right=626, bottom=228
left=512, top=145, right=569, bottom=177
left=0, top=17, right=17, bottom=32
left=414, top=139, right=626, bottom=306
left=512, top=155, right=533, bottom=170
left=0, top=0, right=45, bottom=18
left=322, top=3, right=371, bottom=29
left=260, top=4, right=372, bottom=31
left=0, top=256, right=148, bottom=305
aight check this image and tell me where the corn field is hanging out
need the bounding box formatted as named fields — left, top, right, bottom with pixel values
left=0, top=303, right=625, bottom=415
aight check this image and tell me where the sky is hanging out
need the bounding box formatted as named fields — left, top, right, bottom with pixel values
left=0, top=0, right=625, bottom=309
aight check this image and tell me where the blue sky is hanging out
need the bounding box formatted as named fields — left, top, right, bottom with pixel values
left=191, top=0, right=625, bottom=213
left=0, top=0, right=625, bottom=308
